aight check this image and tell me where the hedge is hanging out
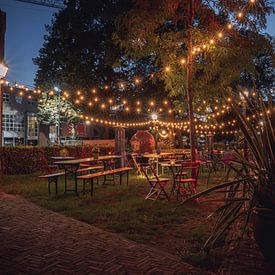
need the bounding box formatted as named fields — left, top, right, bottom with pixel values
left=0, top=145, right=114, bottom=175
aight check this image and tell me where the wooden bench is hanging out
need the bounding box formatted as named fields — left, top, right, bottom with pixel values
left=39, top=166, right=104, bottom=195
left=77, top=167, right=133, bottom=196
left=39, top=172, right=66, bottom=194
left=76, top=165, right=104, bottom=174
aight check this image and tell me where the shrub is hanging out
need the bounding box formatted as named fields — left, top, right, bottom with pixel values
left=0, top=145, right=114, bottom=175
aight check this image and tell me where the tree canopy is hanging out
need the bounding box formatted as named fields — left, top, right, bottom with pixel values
left=34, top=0, right=169, bottom=121
left=34, top=0, right=274, bottom=125
left=115, top=0, right=275, bottom=112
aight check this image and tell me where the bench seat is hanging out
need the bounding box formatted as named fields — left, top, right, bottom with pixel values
left=77, top=167, right=133, bottom=196
left=39, top=172, right=67, bottom=194
left=77, top=165, right=104, bottom=174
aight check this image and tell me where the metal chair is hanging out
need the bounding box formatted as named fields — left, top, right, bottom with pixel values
left=174, top=161, right=200, bottom=201
left=140, top=163, right=170, bottom=201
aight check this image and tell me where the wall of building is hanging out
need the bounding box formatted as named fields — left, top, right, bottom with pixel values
left=2, top=85, right=38, bottom=146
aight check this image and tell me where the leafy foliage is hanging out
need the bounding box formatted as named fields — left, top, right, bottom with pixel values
left=38, top=93, right=79, bottom=126
left=180, top=94, right=275, bottom=250
left=34, top=0, right=168, bottom=120
left=115, top=0, right=275, bottom=111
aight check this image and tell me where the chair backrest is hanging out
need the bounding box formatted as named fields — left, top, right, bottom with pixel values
left=140, top=162, right=160, bottom=183
left=179, top=161, right=200, bottom=180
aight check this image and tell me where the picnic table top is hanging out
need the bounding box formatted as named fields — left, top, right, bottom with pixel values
left=51, top=156, right=76, bottom=160
left=54, top=155, right=121, bottom=165
left=142, top=152, right=185, bottom=158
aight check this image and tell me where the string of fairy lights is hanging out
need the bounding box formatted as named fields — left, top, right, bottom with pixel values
left=1, top=0, right=257, bottom=111
left=2, top=76, right=274, bottom=135
left=1, top=0, right=265, bottom=136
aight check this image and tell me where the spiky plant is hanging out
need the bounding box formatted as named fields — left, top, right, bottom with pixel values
left=180, top=93, right=275, bottom=250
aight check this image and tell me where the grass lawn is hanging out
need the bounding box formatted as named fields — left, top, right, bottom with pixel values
left=0, top=168, right=228, bottom=271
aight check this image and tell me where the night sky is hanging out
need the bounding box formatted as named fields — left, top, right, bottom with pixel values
left=0, top=0, right=274, bottom=87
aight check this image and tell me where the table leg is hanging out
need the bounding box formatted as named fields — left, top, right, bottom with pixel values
left=83, top=179, right=86, bottom=195
left=64, top=172, right=67, bottom=194
left=63, top=164, right=79, bottom=195
left=74, top=170, right=78, bottom=195
left=119, top=173, right=122, bottom=185
left=90, top=178, right=94, bottom=196
left=169, top=166, right=176, bottom=198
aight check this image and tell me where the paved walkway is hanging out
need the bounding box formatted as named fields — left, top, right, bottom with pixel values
left=219, top=230, right=275, bottom=275
left=0, top=192, right=200, bottom=274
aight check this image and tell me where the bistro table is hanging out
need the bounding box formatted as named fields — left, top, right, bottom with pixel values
left=142, top=152, right=186, bottom=175
left=54, top=155, right=121, bottom=194
left=160, top=162, right=183, bottom=197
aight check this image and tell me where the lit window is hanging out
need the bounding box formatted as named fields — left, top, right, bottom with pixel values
left=2, top=114, right=24, bottom=132
left=15, top=96, right=23, bottom=104
left=27, top=115, right=38, bottom=138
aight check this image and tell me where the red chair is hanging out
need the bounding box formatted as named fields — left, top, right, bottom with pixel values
left=140, top=163, right=170, bottom=201
left=174, top=162, right=200, bottom=200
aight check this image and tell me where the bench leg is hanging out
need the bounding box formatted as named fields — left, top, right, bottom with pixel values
left=74, top=172, right=78, bottom=195
left=83, top=179, right=86, bottom=195
left=55, top=179, right=58, bottom=194
left=90, top=178, right=94, bottom=196
left=127, top=171, right=129, bottom=186
left=48, top=179, right=51, bottom=194
left=48, top=177, right=58, bottom=195
left=119, top=173, right=122, bottom=185
left=64, top=173, right=68, bottom=194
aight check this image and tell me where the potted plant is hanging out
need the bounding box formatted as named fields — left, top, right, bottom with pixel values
left=180, top=94, right=275, bottom=261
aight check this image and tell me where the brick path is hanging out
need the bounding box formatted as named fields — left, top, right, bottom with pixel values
left=218, top=226, right=275, bottom=275
left=0, top=192, right=200, bottom=274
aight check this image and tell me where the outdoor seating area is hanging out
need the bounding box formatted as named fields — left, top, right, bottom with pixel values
left=0, top=0, right=275, bottom=274
left=36, top=148, right=232, bottom=201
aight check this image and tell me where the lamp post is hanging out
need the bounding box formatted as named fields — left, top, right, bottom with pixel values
left=54, top=86, right=61, bottom=144
left=0, top=62, right=8, bottom=146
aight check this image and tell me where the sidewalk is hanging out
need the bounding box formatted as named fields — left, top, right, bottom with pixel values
left=0, top=192, right=200, bottom=274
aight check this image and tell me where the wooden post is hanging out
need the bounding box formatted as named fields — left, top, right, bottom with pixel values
left=115, top=127, right=126, bottom=168
left=186, top=0, right=196, bottom=162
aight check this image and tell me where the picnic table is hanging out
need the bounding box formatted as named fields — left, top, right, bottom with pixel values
left=54, top=155, right=121, bottom=194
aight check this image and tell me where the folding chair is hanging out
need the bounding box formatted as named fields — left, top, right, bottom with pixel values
left=140, top=163, right=170, bottom=201
left=132, top=154, right=152, bottom=175
left=131, top=153, right=142, bottom=175
left=174, top=161, right=200, bottom=201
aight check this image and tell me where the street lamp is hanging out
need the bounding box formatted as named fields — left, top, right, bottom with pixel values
left=0, top=62, right=8, bottom=146
left=151, top=113, right=158, bottom=121
left=54, top=86, right=61, bottom=144
left=0, top=63, right=8, bottom=77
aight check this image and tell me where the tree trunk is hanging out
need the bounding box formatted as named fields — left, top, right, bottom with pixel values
left=186, top=0, right=196, bottom=162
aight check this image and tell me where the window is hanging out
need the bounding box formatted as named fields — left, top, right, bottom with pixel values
left=15, top=96, right=23, bottom=104
left=2, top=114, right=24, bottom=132
left=3, top=93, right=10, bottom=102
left=27, top=115, right=38, bottom=138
